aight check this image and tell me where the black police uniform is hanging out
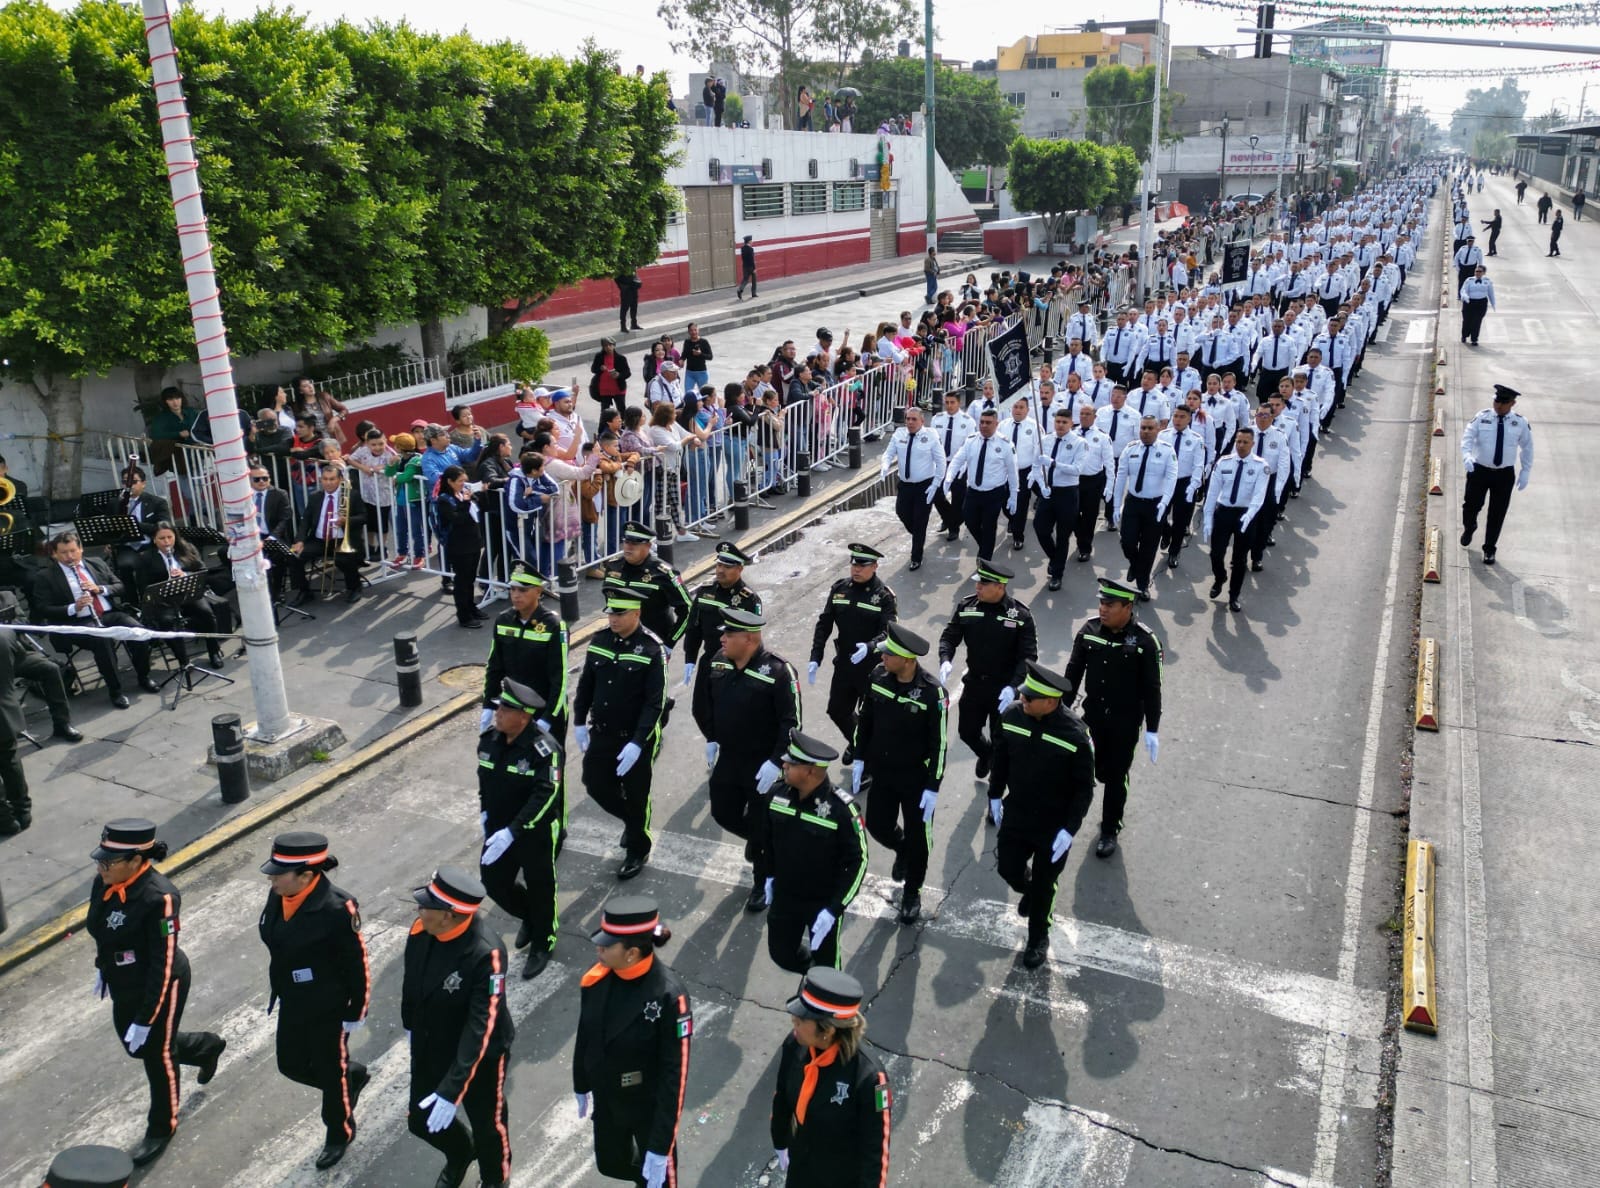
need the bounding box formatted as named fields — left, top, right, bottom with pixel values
left=690, top=643, right=800, bottom=880
left=853, top=665, right=948, bottom=900
left=759, top=779, right=869, bottom=973
left=607, top=556, right=692, bottom=651
left=86, top=865, right=224, bottom=1140
left=483, top=603, right=570, bottom=739
left=477, top=723, right=564, bottom=954
left=1064, top=615, right=1163, bottom=839
left=258, top=875, right=371, bottom=1147
left=575, top=957, right=692, bottom=1184
left=809, top=576, right=897, bottom=745
left=574, top=625, right=669, bottom=861
left=770, top=1035, right=891, bottom=1188
left=680, top=577, right=762, bottom=668
left=989, top=703, right=1097, bottom=948
left=402, top=915, right=515, bottom=1185
left=937, top=593, right=1037, bottom=776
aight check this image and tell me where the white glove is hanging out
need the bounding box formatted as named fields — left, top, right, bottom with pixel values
left=705, top=740, right=720, bottom=768
left=479, top=810, right=489, bottom=838
left=919, top=789, right=937, bottom=822
left=576, top=1091, right=592, bottom=1119
left=342, top=1018, right=364, bottom=1034
left=807, top=661, right=819, bottom=685
left=1463, top=458, right=1475, bottom=473
left=92, top=972, right=106, bottom=999
left=575, top=724, right=591, bottom=752
left=809, top=908, right=837, bottom=950
left=1005, top=495, right=1017, bottom=516
left=851, top=760, right=865, bottom=795
left=418, top=1092, right=457, bottom=1133
left=755, top=759, right=782, bottom=793
left=482, top=828, right=514, bottom=865
left=989, top=798, right=1003, bottom=828
left=642, top=1151, right=669, bottom=1188
left=616, top=741, right=643, bottom=776
left=123, top=1023, right=151, bottom=1054
left=996, top=685, right=1016, bottom=714
left=1516, top=471, right=1529, bottom=492
left=478, top=707, right=494, bottom=732
left=1051, top=828, right=1073, bottom=863
left=938, top=660, right=953, bottom=685
left=536, top=717, right=552, bottom=733
left=925, top=482, right=939, bottom=505
left=850, top=642, right=869, bottom=665
left=764, top=877, right=774, bottom=905
left=776, top=1149, right=791, bottom=1171
left=682, top=662, right=696, bottom=687
left=1145, top=731, right=1159, bottom=764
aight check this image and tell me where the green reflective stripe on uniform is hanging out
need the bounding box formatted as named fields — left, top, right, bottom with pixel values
left=699, top=598, right=728, bottom=609
left=958, top=610, right=985, bottom=618
left=870, top=683, right=897, bottom=699
left=589, top=646, right=617, bottom=660
left=854, top=603, right=884, bottom=612
left=800, top=813, right=838, bottom=830
left=552, top=623, right=570, bottom=718
left=1081, top=634, right=1111, bottom=645
left=933, top=688, right=949, bottom=781
left=478, top=759, right=495, bottom=769
left=841, top=807, right=869, bottom=907
left=744, top=668, right=776, bottom=684
left=769, top=801, right=798, bottom=816
left=495, top=624, right=519, bottom=637
left=546, top=817, right=561, bottom=949
left=618, top=653, right=655, bottom=663
left=1040, top=733, right=1078, bottom=752
left=1001, top=722, right=1033, bottom=737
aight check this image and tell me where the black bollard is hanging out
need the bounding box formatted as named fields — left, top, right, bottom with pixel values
left=732, top=479, right=751, bottom=531
left=393, top=633, right=422, bottom=708
left=654, top=516, right=674, bottom=566
left=556, top=561, right=581, bottom=623
left=847, top=426, right=862, bottom=470
left=212, top=713, right=250, bottom=805
left=796, top=451, right=811, bottom=498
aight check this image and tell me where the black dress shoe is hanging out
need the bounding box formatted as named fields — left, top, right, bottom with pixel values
left=1094, top=834, right=1118, bottom=859
left=110, top=692, right=130, bottom=710
left=130, top=1131, right=172, bottom=1167
left=197, top=1034, right=226, bottom=1084
left=207, top=649, right=225, bottom=668
left=1166, top=554, right=1180, bottom=569
left=909, top=559, right=921, bottom=570
left=434, top=1159, right=472, bottom=1188
left=890, top=852, right=906, bottom=883
left=1011, top=538, right=1024, bottom=551
left=1483, top=549, right=1496, bottom=566
left=745, top=884, right=769, bottom=913
left=1136, top=587, right=1150, bottom=602
left=1075, top=551, right=1090, bottom=562
left=522, top=948, right=551, bottom=980
left=291, top=588, right=313, bottom=607
left=1209, top=579, right=1224, bottom=599
left=1460, top=528, right=1473, bottom=546
left=617, top=852, right=648, bottom=881
left=1047, top=577, right=1061, bottom=591
left=897, top=892, right=921, bottom=924
left=138, top=676, right=161, bottom=694
left=514, top=919, right=534, bottom=950
left=457, top=618, right=483, bottom=629
left=1229, top=599, right=1242, bottom=613
left=0, top=818, right=20, bottom=837
left=975, top=752, right=990, bottom=780
left=348, top=1063, right=370, bottom=1110
left=1022, top=940, right=1049, bottom=970
left=53, top=722, right=83, bottom=743
left=315, top=1134, right=351, bottom=1170
left=345, top=589, right=360, bottom=603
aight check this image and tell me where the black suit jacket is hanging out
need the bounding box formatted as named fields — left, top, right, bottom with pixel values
left=119, top=492, right=173, bottom=540
left=135, top=546, right=205, bottom=593
left=250, top=487, right=293, bottom=542
left=30, top=557, right=127, bottom=624
left=298, top=484, right=367, bottom=548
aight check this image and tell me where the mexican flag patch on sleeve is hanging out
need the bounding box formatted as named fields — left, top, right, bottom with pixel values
left=874, top=1083, right=891, bottom=1112
left=490, top=973, right=505, bottom=996
left=159, top=918, right=178, bottom=937
left=676, top=1015, right=693, bottom=1039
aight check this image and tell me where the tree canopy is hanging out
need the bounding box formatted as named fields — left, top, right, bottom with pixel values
left=846, top=56, right=1018, bottom=167
left=1082, top=62, right=1181, bottom=162
left=1449, top=78, right=1524, bottom=155
left=1007, top=137, right=1134, bottom=247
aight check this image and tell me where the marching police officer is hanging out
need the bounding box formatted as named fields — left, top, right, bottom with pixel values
left=482, top=566, right=569, bottom=740
left=477, top=679, right=564, bottom=979
left=1063, top=579, right=1163, bottom=858
left=1203, top=428, right=1271, bottom=613
left=851, top=623, right=948, bottom=924
left=680, top=543, right=762, bottom=680
left=575, top=896, right=692, bottom=1188
left=1460, top=383, right=1533, bottom=565
left=607, top=522, right=692, bottom=655
left=404, top=867, right=514, bottom=1188
left=988, top=661, right=1097, bottom=968
left=85, top=819, right=226, bottom=1166
left=758, top=731, right=869, bottom=973
left=808, top=543, right=897, bottom=758
left=770, top=968, right=891, bottom=1188
left=937, top=558, right=1038, bottom=791
left=574, top=584, right=669, bottom=880
left=257, top=832, right=371, bottom=1170
left=1458, top=265, right=1495, bottom=345
left=691, top=608, right=801, bottom=912
left=878, top=405, right=946, bottom=570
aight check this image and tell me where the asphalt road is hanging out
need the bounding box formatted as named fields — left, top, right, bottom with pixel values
left=0, top=207, right=1447, bottom=1187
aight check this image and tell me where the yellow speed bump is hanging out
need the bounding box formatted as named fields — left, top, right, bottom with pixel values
left=1432, top=409, right=1444, bottom=436
left=1424, top=527, right=1441, bottom=582
left=1403, top=839, right=1439, bottom=1034
left=1428, top=457, right=1443, bottom=495
left=1415, top=637, right=1440, bottom=730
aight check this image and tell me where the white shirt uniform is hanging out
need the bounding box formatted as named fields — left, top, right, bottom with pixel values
left=1002, top=416, right=1042, bottom=472
left=1064, top=312, right=1099, bottom=349
left=1198, top=393, right=1238, bottom=458
left=1250, top=422, right=1294, bottom=495
left=1082, top=377, right=1116, bottom=409
left=1074, top=424, right=1115, bottom=479
left=1203, top=452, right=1271, bottom=538
left=1100, top=324, right=1139, bottom=371
left=930, top=410, right=976, bottom=466
left=1095, top=405, right=1138, bottom=459
left=1459, top=276, right=1496, bottom=306
left=946, top=430, right=1019, bottom=504
left=1127, top=387, right=1169, bottom=424
left=1033, top=429, right=1087, bottom=490
left=1157, top=427, right=1207, bottom=500
left=1461, top=407, right=1532, bottom=479
left=1112, top=439, right=1180, bottom=522
left=1052, top=352, right=1094, bottom=389
left=879, top=425, right=946, bottom=483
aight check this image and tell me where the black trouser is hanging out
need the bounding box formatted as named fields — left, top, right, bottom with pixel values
left=0, top=716, right=27, bottom=827
left=56, top=611, right=150, bottom=694
left=147, top=598, right=230, bottom=667
left=1072, top=473, right=1105, bottom=558
left=1462, top=465, right=1516, bottom=550
left=480, top=812, right=561, bottom=953
left=737, top=265, right=757, bottom=297
left=619, top=290, right=639, bottom=330
left=591, top=1097, right=676, bottom=1186
left=111, top=954, right=223, bottom=1137
left=894, top=477, right=933, bottom=564
left=1302, top=431, right=1319, bottom=478
left=709, top=766, right=769, bottom=884
left=1256, top=368, right=1286, bottom=402
left=1539, top=207, right=1549, bottom=224
left=1085, top=717, right=1140, bottom=837
left=1249, top=482, right=1283, bottom=564
left=408, top=1050, right=511, bottom=1184
left=767, top=898, right=839, bottom=973
left=277, top=1013, right=364, bottom=1142
left=1163, top=483, right=1197, bottom=559
left=957, top=675, right=1004, bottom=773
left=449, top=544, right=481, bottom=621
left=1320, top=297, right=1340, bottom=320
left=1210, top=506, right=1252, bottom=600
left=933, top=477, right=965, bottom=537
left=2, top=642, right=72, bottom=727
left=1455, top=265, right=1474, bottom=294
left=825, top=659, right=872, bottom=745
left=1104, top=360, right=1126, bottom=385
left=962, top=485, right=1007, bottom=561
left=1117, top=495, right=1162, bottom=590
left=996, top=829, right=1068, bottom=947
left=1005, top=469, right=1034, bottom=545
left=1033, top=485, right=1079, bottom=579
left=595, top=394, right=627, bottom=421
left=1461, top=298, right=1489, bottom=344
left=584, top=730, right=656, bottom=859
left=863, top=769, right=930, bottom=896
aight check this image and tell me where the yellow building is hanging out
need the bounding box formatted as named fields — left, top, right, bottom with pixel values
left=993, top=27, right=1153, bottom=72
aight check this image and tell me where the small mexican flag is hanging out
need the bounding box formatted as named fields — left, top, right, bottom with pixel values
left=874, top=1083, right=891, bottom=1112
left=490, top=973, right=506, bottom=996
left=676, top=1016, right=693, bottom=1039
left=159, top=918, right=178, bottom=937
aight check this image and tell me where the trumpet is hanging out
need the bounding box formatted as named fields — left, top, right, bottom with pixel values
left=0, top=474, right=15, bottom=534
left=319, top=471, right=358, bottom=597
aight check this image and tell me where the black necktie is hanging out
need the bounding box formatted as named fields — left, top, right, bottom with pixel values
left=901, top=433, right=911, bottom=479
left=1011, top=423, right=1021, bottom=447
left=1111, top=410, right=1120, bottom=441
left=1134, top=446, right=1150, bottom=495
left=1114, top=329, right=1123, bottom=355
left=1229, top=458, right=1244, bottom=504
left=1173, top=434, right=1183, bottom=469
left=1493, top=415, right=1505, bottom=466
left=1254, top=434, right=1264, bottom=457
left=1049, top=436, right=1064, bottom=484
left=974, top=437, right=989, bottom=488
left=944, top=422, right=953, bottom=455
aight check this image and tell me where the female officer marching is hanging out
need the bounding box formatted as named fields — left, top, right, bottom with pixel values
left=85, top=818, right=226, bottom=1167
left=257, top=831, right=372, bottom=1170
left=574, top=896, right=692, bottom=1188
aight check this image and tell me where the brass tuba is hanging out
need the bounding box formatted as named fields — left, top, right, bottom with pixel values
left=0, top=474, right=16, bottom=534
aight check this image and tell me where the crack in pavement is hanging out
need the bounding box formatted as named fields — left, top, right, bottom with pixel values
left=864, top=836, right=987, bottom=1014
left=1387, top=1063, right=1600, bottom=1124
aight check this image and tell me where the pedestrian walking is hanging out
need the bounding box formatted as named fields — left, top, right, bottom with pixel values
left=1574, top=188, right=1586, bottom=221
left=735, top=235, right=757, bottom=299
left=1031, top=408, right=1087, bottom=589
left=606, top=522, right=692, bottom=654
left=615, top=272, right=642, bottom=334
left=929, top=393, right=976, bottom=542
left=1110, top=416, right=1179, bottom=600
left=1453, top=235, right=1483, bottom=294
left=1481, top=209, right=1502, bottom=256
left=1549, top=210, right=1564, bottom=256
left=1515, top=178, right=1527, bottom=204
left=807, top=543, right=897, bottom=757
left=1202, top=429, right=1271, bottom=613
left=1537, top=192, right=1552, bottom=223
left=879, top=406, right=945, bottom=570
left=923, top=247, right=938, bottom=304
left=937, top=558, right=1037, bottom=788
left=943, top=408, right=1018, bottom=561
left=680, top=543, right=762, bottom=674
left=1460, top=383, right=1533, bottom=566
left=1458, top=265, right=1496, bottom=345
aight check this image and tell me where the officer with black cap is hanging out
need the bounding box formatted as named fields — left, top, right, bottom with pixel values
left=257, top=831, right=372, bottom=1169
left=851, top=623, right=948, bottom=924
left=574, top=584, right=669, bottom=881
left=937, top=558, right=1038, bottom=792
left=574, top=896, right=693, bottom=1188
left=481, top=565, right=569, bottom=745
left=607, top=522, right=693, bottom=653
left=988, top=661, right=1097, bottom=968
left=403, top=867, right=514, bottom=1188
left=477, top=679, right=564, bottom=979
left=691, top=607, right=801, bottom=912
left=40, top=1146, right=133, bottom=1188
left=85, top=819, right=226, bottom=1166
left=680, top=542, right=763, bottom=680
left=769, top=968, right=892, bottom=1188
left=1460, top=383, right=1533, bottom=565
left=1064, top=578, right=1164, bottom=858
left=758, top=731, right=869, bottom=973
left=808, top=543, right=897, bottom=759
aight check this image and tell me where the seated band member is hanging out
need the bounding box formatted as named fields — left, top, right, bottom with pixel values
left=112, top=466, right=173, bottom=599
left=30, top=530, right=159, bottom=708
left=137, top=523, right=234, bottom=669
left=246, top=465, right=299, bottom=602
left=293, top=465, right=367, bottom=604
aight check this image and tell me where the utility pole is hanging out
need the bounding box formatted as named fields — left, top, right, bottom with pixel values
left=1138, top=0, right=1165, bottom=300
left=1217, top=112, right=1230, bottom=206
left=925, top=0, right=937, bottom=250
left=1275, top=56, right=1294, bottom=220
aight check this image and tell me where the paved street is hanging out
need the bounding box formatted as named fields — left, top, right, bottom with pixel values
left=0, top=208, right=1448, bottom=1186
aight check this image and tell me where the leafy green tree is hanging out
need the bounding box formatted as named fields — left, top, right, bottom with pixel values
left=1006, top=137, right=1115, bottom=248
left=1082, top=63, right=1180, bottom=162
left=846, top=56, right=1018, bottom=167
left=811, top=0, right=917, bottom=90
left=1449, top=78, right=1524, bottom=153
left=1103, top=144, right=1141, bottom=206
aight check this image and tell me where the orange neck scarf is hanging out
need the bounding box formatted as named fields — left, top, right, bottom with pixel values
left=795, top=1043, right=840, bottom=1125
left=580, top=953, right=654, bottom=988
left=280, top=873, right=322, bottom=921
left=436, top=916, right=473, bottom=943
left=101, top=860, right=152, bottom=903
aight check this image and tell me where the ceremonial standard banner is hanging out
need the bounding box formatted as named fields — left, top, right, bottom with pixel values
left=1222, top=241, right=1251, bottom=285
left=986, top=319, right=1031, bottom=401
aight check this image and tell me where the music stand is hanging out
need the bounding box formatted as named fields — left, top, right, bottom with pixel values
left=75, top=490, right=121, bottom=517
left=73, top=513, right=142, bottom=549
left=262, top=537, right=314, bottom=624
left=143, top=572, right=234, bottom=710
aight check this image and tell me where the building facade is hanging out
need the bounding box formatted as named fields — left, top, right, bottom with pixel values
left=971, top=22, right=1161, bottom=142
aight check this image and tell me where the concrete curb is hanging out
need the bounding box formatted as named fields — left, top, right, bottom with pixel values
left=0, top=464, right=884, bottom=977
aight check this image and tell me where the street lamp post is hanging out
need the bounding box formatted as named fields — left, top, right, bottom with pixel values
left=1216, top=113, right=1231, bottom=207
left=1248, top=134, right=1260, bottom=202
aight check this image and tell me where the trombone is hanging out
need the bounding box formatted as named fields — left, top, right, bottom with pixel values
left=318, top=471, right=359, bottom=598
left=0, top=474, right=16, bottom=534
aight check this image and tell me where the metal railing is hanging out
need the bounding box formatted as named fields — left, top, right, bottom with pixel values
left=445, top=361, right=513, bottom=400
left=315, top=357, right=445, bottom=403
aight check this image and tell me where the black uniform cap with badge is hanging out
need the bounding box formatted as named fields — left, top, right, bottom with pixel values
left=589, top=894, right=670, bottom=948
left=1097, top=576, right=1138, bottom=604
left=720, top=607, right=765, bottom=633
left=621, top=521, right=656, bottom=546
left=260, top=830, right=338, bottom=875
left=1019, top=660, right=1069, bottom=702
left=786, top=966, right=865, bottom=1024
left=846, top=542, right=883, bottom=567
left=412, top=866, right=485, bottom=916
left=91, top=817, right=165, bottom=863
left=508, top=563, right=547, bottom=590
left=715, top=542, right=754, bottom=569
left=44, top=1144, right=135, bottom=1188
left=603, top=582, right=645, bottom=613
left=784, top=729, right=839, bottom=767
left=492, top=677, right=546, bottom=714
left=974, top=558, right=1014, bottom=586
left=877, top=622, right=929, bottom=659
left=1491, top=383, right=1519, bottom=405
